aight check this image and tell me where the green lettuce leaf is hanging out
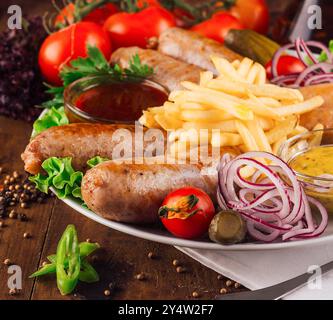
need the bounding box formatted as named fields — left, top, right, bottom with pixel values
left=29, top=156, right=110, bottom=202
left=87, top=156, right=110, bottom=168
left=29, top=157, right=83, bottom=201
left=33, top=107, right=69, bottom=137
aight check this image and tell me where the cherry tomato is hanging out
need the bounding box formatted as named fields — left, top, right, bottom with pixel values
left=159, top=187, right=215, bottom=239
left=39, top=22, right=112, bottom=85
left=191, top=12, right=244, bottom=44
left=265, top=56, right=306, bottom=80
left=229, top=0, right=269, bottom=34
left=54, top=2, right=118, bottom=27
left=103, top=7, right=176, bottom=49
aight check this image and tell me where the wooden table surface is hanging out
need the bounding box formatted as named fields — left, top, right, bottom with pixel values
left=0, top=115, right=247, bottom=300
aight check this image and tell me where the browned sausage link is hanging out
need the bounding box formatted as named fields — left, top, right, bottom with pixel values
left=110, top=47, right=202, bottom=92
left=21, top=123, right=164, bottom=175
left=81, top=161, right=217, bottom=224
left=158, top=27, right=243, bottom=74
left=300, top=83, right=333, bottom=130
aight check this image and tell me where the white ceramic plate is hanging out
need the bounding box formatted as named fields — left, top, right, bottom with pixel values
left=38, top=111, right=333, bottom=251
left=60, top=196, right=333, bottom=251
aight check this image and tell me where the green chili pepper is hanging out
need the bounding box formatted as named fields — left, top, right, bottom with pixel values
left=29, top=263, right=56, bottom=278
left=31, top=242, right=100, bottom=278
left=79, top=260, right=99, bottom=283
left=56, top=225, right=81, bottom=295
left=79, top=242, right=100, bottom=258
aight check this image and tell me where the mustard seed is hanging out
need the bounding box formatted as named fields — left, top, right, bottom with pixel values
left=226, top=280, right=233, bottom=287
left=23, top=232, right=31, bottom=239
left=220, top=288, right=227, bottom=294
left=4, top=258, right=11, bottom=266
left=192, top=291, right=200, bottom=298
left=176, top=266, right=186, bottom=273
left=172, top=259, right=180, bottom=267
left=104, top=290, right=111, bottom=296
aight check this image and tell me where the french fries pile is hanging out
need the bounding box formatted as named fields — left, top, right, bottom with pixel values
left=139, top=56, right=324, bottom=158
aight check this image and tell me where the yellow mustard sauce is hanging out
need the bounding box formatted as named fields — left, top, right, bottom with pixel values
left=289, top=145, right=333, bottom=213
left=289, top=146, right=333, bottom=176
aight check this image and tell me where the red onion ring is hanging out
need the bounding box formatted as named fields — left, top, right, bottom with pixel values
left=217, top=152, right=328, bottom=243
left=271, top=38, right=333, bottom=88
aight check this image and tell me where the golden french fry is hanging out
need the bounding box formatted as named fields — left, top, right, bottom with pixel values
left=246, top=119, right=272, bottom=153
left=211, top=131, right=242, bottom=147
left=211, top=56, right=246, bottom=82
left=200, top=71, right=214, bottom=86
left=275, top=96, right=324, bottom=117
left=266, top=116, right=298, bottom=144
left=139, top=111, right=161, bottom=129
left=237, top=58, right=253, bottom=79
left=308, top=123, right=324, bottom=147
left=289, top=125, right=308, bottom=137
left=154, top=114, right=183, bottom=130
left=235, top=120, right=259, bottom=152
left=180, top=109, right=234, bottom=122
left=272, top=136, right=287, bottom=155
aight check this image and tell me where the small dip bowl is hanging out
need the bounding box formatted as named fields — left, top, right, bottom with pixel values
left=64, top=75, right=169, bottom=124
left=278, top=128, right=333, bottom=214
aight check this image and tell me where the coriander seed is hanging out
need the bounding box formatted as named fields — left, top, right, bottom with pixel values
left=220, top=288, right=227, bottom=294
left=172, top=259, right=180, bottom=267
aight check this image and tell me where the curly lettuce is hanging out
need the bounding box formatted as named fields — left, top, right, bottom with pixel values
left=29, top=157, right=83, bottom=200
left=33, top=107, right=69, bottom=137
left=29, top=156, right=110, bottom=202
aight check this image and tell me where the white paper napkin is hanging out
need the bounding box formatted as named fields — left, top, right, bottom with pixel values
left=177, top=240, right=333, bottom=300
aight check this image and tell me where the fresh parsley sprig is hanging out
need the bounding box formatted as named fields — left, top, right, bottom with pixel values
left=42, top=45, right=153, bottom=109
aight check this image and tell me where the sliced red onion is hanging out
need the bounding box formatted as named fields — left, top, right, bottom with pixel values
left=271, top=38, right=333, bottom=88
left=217, top=151, right=328, bottom=243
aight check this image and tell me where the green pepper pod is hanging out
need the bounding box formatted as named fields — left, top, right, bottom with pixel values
left=79, top=260, right=99, bottom=283
left=29, top=263, right=56, bottom=278
left=56, top=224, right=81, bottom=295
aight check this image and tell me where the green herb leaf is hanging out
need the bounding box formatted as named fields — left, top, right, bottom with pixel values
left=32, top=107, right=69, bottom=137
left=87, top=156, right=110, bottom=168
left=42, top=45, right=153, bottom=110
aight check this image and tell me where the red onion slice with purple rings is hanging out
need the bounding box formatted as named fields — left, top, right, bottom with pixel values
left=217, top=151, right=328, bottom=242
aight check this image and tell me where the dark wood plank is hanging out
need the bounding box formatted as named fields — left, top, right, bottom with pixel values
left=0, top=115, right=56, bottom=300
left=31, top=199, right=243, bottom=300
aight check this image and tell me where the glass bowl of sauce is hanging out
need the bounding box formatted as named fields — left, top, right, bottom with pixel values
left=64, top=75, right=169, bottom=124
left=278, top=128, right=333, bottom=213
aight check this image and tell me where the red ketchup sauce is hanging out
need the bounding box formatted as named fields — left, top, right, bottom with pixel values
left=74, top=81, right=168, bottom=122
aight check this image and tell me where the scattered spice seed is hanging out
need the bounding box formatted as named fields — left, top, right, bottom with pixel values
left=0, top=167, right=3, bottom=174
left=23, top=232, right=31, bottom=239
left=9, top=210, right=16, bottom=219
left=226, top=280, right=233, bottom=287
left=217, top=274, right=223, bottom=280
left=234, top=282, right=241, bottom=289
left=220, top=288, right=227, bottom=294
left=20, top=202, right=28, bottom=209
left=3, top=258, right=11, bottom=266
left=172, top=259, right=180, bottom=267
left=104, top=290, right=111, bottom=296
left=192, top=291, right=200, bottom=298
left=42, top=261, right=48, bottom=267
left=135, top=273, right=146, bottom=281
left=0, top=221, right=4, bottom=228
left=86, top=238, right=91, bottom=243
left=176, top=266, right=186, bottom=273
left=147, top=252, right=155, bottom=259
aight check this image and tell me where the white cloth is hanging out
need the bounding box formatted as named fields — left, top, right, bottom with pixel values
left=177, top=240, right=333, bottom=300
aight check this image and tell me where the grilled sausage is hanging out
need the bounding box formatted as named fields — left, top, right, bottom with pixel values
left=300, top=83, right=333, bottom=130
left=110, top=47, right=202, bottom=92
left=81, top=161, right=218, bottom=224
left=158, top=27, right=243, bottom=73
left=22, top=123, right=165, bottom=175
